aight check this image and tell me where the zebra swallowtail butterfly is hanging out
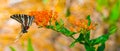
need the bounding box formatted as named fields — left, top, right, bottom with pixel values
left=10, top=14, right=34, bottom=42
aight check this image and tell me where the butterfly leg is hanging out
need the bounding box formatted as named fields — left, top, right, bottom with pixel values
left=14, top=32, right=23, bottom=42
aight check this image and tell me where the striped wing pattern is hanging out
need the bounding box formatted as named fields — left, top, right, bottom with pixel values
left=10, top=14, right=34, bottom=42
left=10, top=14, right=34, bottom=26
left=10, top=14, right=34, bottom=33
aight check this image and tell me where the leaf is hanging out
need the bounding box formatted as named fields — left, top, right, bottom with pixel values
left=97, top=43, right=105, bottom=51
left=55, top=19, right=64, bottom=30
left=84, top=44, right=95, bottom=51
left=69, top=41, right=76, bottom=48
left=90, top=26, right=117, bottom=45
left=70, top=33, right=84, bottom=47
left=59, top=27, right=75, bottom=36
left=85, top=31, right=90, bottom=42
left=76, top=33, right=85, bottom=44
left=55, top=21, right=61, bottom=30
left=27, top=38, right=34, bottom=51
left=108, top=26, right=117, bottom=34
left=86, top=15, right=91, bottom=26
left=9, top=46, right=16, bottom=51
left=59, top=19, right=64, bottom=25
left=66, top=8, right=71, bottom=17
left=46, top=25, right=54, bottom=29
left=54, top=20, right=76, bottom=36
left=90, top=33, right=109, bottom=45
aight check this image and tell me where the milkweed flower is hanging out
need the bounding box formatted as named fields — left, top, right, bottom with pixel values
left=68, top=16, right=96, bottom=32
left=29, top=10, right=58, bottom=27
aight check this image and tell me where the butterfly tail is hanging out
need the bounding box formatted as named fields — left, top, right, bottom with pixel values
left=14, top=32, right=23, bottom=42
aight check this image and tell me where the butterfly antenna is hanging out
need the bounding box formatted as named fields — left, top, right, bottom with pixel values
left=14, top=32, right=23, bottom=42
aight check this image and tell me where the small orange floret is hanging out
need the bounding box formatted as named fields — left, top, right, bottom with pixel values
left=29, top=10, right=58, bottom=27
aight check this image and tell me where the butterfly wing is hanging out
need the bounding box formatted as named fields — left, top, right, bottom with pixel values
left=10, top=14, right=23, bottom=23
left=21, top=15, right=34, bottom=33
left=10, top=14, right=34, bottom=26
left=28, top=16, right=34, bottom=26
left=22, top=15, right=34, bottom=27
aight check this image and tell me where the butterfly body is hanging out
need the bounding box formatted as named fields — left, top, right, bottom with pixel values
left=22, top=26, right=29, bottom=33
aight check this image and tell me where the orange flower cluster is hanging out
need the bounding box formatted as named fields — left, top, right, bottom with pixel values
left=74, top=19, right=95, bottom=30
left=29, top=10, right=58, bottom=27
left=68, top=16, right=95, bottom=32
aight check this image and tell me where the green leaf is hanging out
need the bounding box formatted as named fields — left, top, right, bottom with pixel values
left=108, top=26, right=117, bottom=34
left=55, top=20, right=64, bottom=31
left=66, top=8, right=71, bottom=17
left=70, top=33, right=84, bottom=47
left=46, top=25, right=54, bottom=29
left=86, top=15, right=91, bottom=26
left=90, top=26, right=117, bottom=45
left=70, top=41, right=76, bottom=48
left=59, top=27, right=75, bottom=36
left=84, top=44, right=95, bottom=51
left=54, top=20, right=75, bottom=36
left=27, top=38, right=34, bottom=51
left=90, top=34, right=109, bottom=45
left=97, top=43, right=105, bottom=51
left=85, top=31, right=90, bottom=42
left=55, top=21, right=61, bottom=30
left=59, top=19, right=64, bottom=25
left=9, top=46, right=16, bottom=51
left=77, top=33, right=84, bottom=41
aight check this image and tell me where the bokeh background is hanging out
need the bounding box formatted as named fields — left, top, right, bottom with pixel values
left=0, top=0, right=120, bottom=51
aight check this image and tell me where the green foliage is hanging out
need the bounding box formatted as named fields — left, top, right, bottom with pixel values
left=69, top=41, right=76, bottom=48
left=70, top=33, right=85, bottom=48
left=27, top=38, right=34, bottom=51
left=109, top=1, right=120, bottom=24
left=46, top=25, right=54, bottom=29
left=97, top=42, right=105, bottom=51
left=69, top=15, right=116, bottom=51
left=85, top=31, right=90, bottom=42
left=84, top=44, right=95, bottom=51
left=96, top=0, right=108, bottom=11
left=108, top=26, right=117, bottom=34
left=59, top=27, right=75, bottom=36
left=70, top=16, right=91, bottom=48
left=86, top=15, right=91, bottom=26
left=91, top=26, right=116, bottom=45
left=9, top=46, right=16, bottom=51
left=96, top=0, right=120, bottom=24
left=96, top=0, right=108, bottom=6
left=90, top=34, right=109, bottom=45
left=9, top=38, right=34, bottom=51
left=46, top=15, right=117, bottom=51
left=55, top=19, right=64, bottom=30
left=70, top=15, right=91, bottom=48
left=66, top=8, right=71, bottom=17
left=47, top=19, right=76, bottom=36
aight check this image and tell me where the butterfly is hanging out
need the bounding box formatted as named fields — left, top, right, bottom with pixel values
left=10, top=14, right=34, bottom=42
